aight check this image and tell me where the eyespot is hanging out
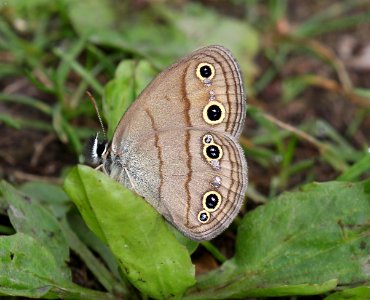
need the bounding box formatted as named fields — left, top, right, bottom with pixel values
left=203, top=134, right=213, bottom=145
left=202, top=191, right=222, bottom=212
left=206, top=145, right=221, bottom=159
left=203, top=101, right=225, bottom=125
left=198, top=210, right=210, bottom=223
left=196, top=63, right=215, bottom=81
left=203, top=143, right=223, bottom=161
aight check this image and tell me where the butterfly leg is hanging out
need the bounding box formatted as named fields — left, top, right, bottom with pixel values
left=124, top=167, right=138, bottom=193
left=95, top=164, right=104, bottom=171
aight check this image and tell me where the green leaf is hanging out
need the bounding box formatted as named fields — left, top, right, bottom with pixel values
left=0, top=182, right=113, bottom=300
left=64, top=165, right=196, bottom=299
left=324, top=286, right=370, bottom=300
left=20, top=181, right=71, bottom=218
left=185, top=180, right=370, bottom=299
left=0, top=234, right=114, bottom=300
left=66, top=0, right=115, bottom=37
left=0, top=181, right=70, bottom=281
left=0, top=233, right=69, bottom=298
left=16, top=181, right=126, bottom=295
left=103, top=60, right=157, bottom=138
left=172, top=3, right=259, bottom=86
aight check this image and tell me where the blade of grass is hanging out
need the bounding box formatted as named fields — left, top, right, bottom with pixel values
left=0, top=113, right=21, bottom=129
left=246, top=185, right=268, bottom=204
left=280, top=35, right=353, bottom=92
left=337, top=152, right=370, bottom=181
left=60, top=218, right=130, bottom=296
left=54, top=47, right=104, bottom=95
left=54, top=38, right=88, bottom=106
left=200, top=241, right=227, bottom=264
left=297, top=4, right=370, bottom=37
left=0, top=93, right=52, bottom=115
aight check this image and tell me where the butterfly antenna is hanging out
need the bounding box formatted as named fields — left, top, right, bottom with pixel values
left=86, top=91, right=107, bottom=140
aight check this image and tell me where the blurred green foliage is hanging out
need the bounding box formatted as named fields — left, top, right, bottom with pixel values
left=0, top=0, right=370, bottom=299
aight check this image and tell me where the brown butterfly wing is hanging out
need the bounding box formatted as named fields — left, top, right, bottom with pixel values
left=107, top=45, right=247, bottom=241
left=111, top=45, right=246, bottom=151
left=115, top=129, right=247, bottom=241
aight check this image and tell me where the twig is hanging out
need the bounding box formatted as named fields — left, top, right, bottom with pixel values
left=262, top=111, right=328, bottom=154
left=31, top=133, right=56, bottom=167
left=278, top=34, right=370, bottom=108
left=306, top=75, right=370, bottom=108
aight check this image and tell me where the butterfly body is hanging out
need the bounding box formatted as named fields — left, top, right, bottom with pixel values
left=93, top=45, right=247, bottom=241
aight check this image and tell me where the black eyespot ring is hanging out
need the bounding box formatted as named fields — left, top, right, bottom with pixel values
left=202, top=191, right=222, bottom=212
left=202, top=140, right=223, bottom=163
left=196, top=63, right=215, bottom=81
left=200, top=65, right=212, bottom=78
left=207, top=105, right=222, bottom=121
left=203, top=134, right=213, bottom=144
left=206, top=145, right=221, bottom=159
left=205, top=193, right=219, bottom=209
left=203, top=101, right=225, bottom=125
left=198, top=210, right=210, bottom=223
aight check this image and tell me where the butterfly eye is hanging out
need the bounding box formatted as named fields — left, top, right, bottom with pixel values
left=85, top=133, right=108, bottom=166
left=196, top=63, right=215, bottom=81
left=198, top=210, right=210, bottom=223
left=202, top=191, right=222, bottom=212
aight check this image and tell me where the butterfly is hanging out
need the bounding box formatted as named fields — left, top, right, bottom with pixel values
left=87, top=45, right=248, bottom=241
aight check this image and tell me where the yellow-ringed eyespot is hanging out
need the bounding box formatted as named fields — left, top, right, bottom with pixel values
left=202, top=191, right=222, bottom=212
left=203, top=143, right=223, bottom=161
left=198, top=210, right=210, bottom=223
left=203, top=101, right=225, bottom=125
left=196, top=63, right=215, bottom=81
left=202, top=134, right=213, bottom=145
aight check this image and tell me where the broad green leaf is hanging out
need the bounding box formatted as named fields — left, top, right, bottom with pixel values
left=64, top=165, right=196, bottom=299
left=0, top=233, right=114, bottom=299
left=0, top=233, right=68, bottom=298
left=324, top=286, right=370, bottom=300
left=7, top=181, right=123, bottom=295
left=103, top=60, right=157, bottom=138
left=20, top=181, right=71, bottom=218
left=66, top=0, right=115, bottom=37
left=185, top=180, right=370, bottom=299
left=63, top=167, right=107, bottom=243
left=172, top=3, right=259, bottom=86
left=0, top=181, right=70, bottom=280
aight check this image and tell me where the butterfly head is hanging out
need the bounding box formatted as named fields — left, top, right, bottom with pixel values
left=85, top=133, right=109, bottom=166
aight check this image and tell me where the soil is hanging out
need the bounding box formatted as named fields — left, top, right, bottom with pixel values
left=1, top=0, right=369, bottom=298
